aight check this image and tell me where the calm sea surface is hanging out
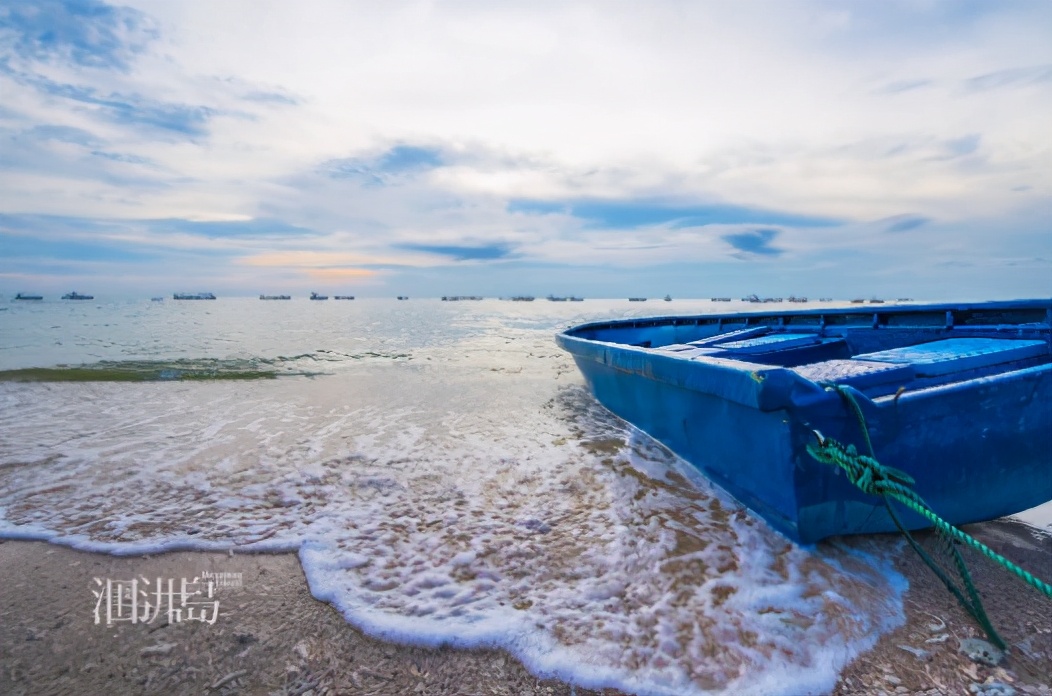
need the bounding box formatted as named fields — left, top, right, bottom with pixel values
left=0, top=296, right=1041, bottom=695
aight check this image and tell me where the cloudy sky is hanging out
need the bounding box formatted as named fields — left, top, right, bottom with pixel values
left=1, top=0, right=1050, bottom=299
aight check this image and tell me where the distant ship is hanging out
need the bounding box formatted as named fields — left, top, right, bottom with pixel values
left=61, top=291, right=94, bottom=300
left=151, top=297, right=164, bottom=302
left=334, top=295, right=355, bottom=300
left=442, top=296, right=482, bottom=301
left=173, top=292, right=216, bottom=300
left=711, top=297, right=732, bottom=302
left=397, top=296, right=409, bottom=300
left=310, top=292, right=328, bottom=300
left=787, top=296, right=808, bottom=303
left=568, top=297, right=584, bottom=302
left=509, top=296, right=534, bottom=301
left=664, top=295, right=672, bottom=302
left=628, top=297, right=647, bottom=302
left=14, top=293, right=43, bottom=300
left=547, top=295, right=568, bottom=302
left=260, top=294, right=291, bottom=300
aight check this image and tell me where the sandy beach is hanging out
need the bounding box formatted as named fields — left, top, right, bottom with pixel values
left=1, top=520, right=1050, bottom=695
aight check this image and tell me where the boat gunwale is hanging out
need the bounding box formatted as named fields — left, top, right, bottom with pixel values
left=558, top=299, right=1052, bottom=339
left=555, top=299, right=1051, bottom=412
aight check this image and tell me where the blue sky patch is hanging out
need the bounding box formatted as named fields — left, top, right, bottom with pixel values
left=943, top=134, right=981, bottom=158
left=242, top=90, right=300, bottom=106
left=507, top=200, right=564, bottom=216
left=1, top=213, right=106, bottom=233
left=321, top=145, right=445, bottom=182
left=0, top=63, right=218, bottom=137
left=150, top=218, right=320, bottom=239
left=27, top=124, right=100, bottom=145
left=398, top=242, right=514, bottom=261
left=507, top=198, right=841, bottom=229
left=875, top=79, right=933, bottom=95
left=320, top=159, right=381, bottom=184
left=90, top=150, right=154, bottom=166
left=0, top=0, right=157, bottom=71
left=377, top=145, right=443, bottom=173
left=883, top=215, right=931, bottom=233
left=722, top=229, right=782, bottom=257
left=76, top=90, right=215, bottom=136
left=0, top=230, right=158, bottom=263
left=964, top=64, right=1052, bottom=92
left=0, top=214, right=318, bottom=245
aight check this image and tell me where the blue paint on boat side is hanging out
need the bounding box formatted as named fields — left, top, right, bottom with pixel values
left=557, top=300, right=1052, bottom=543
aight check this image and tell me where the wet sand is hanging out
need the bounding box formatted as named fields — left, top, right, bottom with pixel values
left=1, top=520, right=1050, bottom=696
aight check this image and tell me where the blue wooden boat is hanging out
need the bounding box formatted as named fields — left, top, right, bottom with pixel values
left=557, top=300, right=1052, bottom=543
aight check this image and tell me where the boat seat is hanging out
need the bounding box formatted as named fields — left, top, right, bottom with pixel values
left=715, top=333, right=821, bottom=355
left=854, top=338, right=1048, bottom=377
left=653, top=344, right=723, bottom=359
left=792, top=359, right=915, bottom=390
left=687, top=325, right=770, bottom=347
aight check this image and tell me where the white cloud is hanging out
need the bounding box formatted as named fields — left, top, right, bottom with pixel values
left=1, top=0, right=1050, bottom=296
left=125, top=2, right=1048, bottom=212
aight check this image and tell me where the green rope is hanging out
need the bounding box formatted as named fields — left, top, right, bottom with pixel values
left=807, top=385, right=1052, bottom=650
left=886, top=490, right=1052, bottom=598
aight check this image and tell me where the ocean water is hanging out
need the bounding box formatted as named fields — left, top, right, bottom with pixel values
left=0, top=295, right=1014, bottom=695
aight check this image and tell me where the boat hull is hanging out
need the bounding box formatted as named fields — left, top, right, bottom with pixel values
left=557, top=301, right=1052, bottom=543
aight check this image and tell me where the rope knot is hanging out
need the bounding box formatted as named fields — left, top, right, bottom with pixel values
left=807, top=430, right=915, bottom=494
